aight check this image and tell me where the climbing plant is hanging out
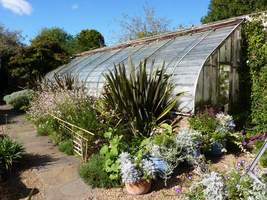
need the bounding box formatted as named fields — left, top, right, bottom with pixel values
left=239, top=17, right=267, bottom=132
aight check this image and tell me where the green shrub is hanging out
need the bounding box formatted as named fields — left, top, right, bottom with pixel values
left=99, top=128, right=126, bottom=183
left=36, top=118, right=56, bottom=136
left=189, top=112, right=241, bottom=154
left=189, top=113, right=217, bottom=135
left=0, top=137, right=24, bottom=170
left=79, top=154, right=118, bottom=188
left=189, top=113, right=217, bottom=152
left=104, top=59, right=181, bottom=136
left=48, top=130, right=62, bottom=145
left=3, top=89, right=34, bottom=111
left=58, top=139, right=73, bottom=155
left=238, top=19, right=267, bottom=132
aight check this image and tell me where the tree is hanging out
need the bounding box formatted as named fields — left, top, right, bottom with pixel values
left=119, top=5, right=171, bottom=41
left=0, top=25, right=22, bottom=97
left=202, top=0, right=267, bottom=23
left=75, top=29, right=105, bottom=53
left=8, top=39, right=69, bottom=88
left=31, top=27, right=74, bottom=54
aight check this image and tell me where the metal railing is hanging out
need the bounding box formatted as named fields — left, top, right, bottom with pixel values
left=48, top=113, right=94, bottom=162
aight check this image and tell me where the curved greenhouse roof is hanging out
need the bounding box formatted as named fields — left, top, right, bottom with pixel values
left=46, top=18, right=244, bottom=114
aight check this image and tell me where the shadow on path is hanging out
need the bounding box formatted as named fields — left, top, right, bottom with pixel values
left=1, top=153, right=56, bottom=200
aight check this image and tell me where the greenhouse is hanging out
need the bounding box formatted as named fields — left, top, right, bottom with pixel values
left=46, top=17, right=244, bottom=114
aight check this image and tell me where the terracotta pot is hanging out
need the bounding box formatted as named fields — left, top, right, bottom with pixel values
left=125, top=180, right=151, bottom=195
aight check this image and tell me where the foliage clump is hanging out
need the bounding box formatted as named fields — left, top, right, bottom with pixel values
left=242, top=19, right=267, bottom=132
left=189, top=112, right=241, bottom=154
left=79, top=154, right=117, bottom=188
left=0, top=136, right=24, bottom=171
left=75, top=29, right=105, bottom=52
left=201, top=0, right=267, bottom=23
left=58, top=139, right=74, bottom=155
left=104, top=59, right=181, bottom=136
left=3, top=89, right=34, bottom=111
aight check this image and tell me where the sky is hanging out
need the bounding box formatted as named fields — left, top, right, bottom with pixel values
left=0, top=0, right=210, bottom=45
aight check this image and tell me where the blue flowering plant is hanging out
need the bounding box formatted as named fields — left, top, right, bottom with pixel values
left=119, top=152, right=157, bottom=184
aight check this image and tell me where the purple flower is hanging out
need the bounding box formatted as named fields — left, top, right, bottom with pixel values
left=175, top=187, right=182, bottom=193
left=241, top=129, right=246, bottom=136
left=242, top=140, right=247, bottom=146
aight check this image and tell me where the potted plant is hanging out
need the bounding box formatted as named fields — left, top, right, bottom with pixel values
left=119, top=152, right=156, bottom=195
left=208, top=113, right=236, bottom=156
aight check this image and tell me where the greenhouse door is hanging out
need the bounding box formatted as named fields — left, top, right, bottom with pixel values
left=218, top=64, right=231, bottom=111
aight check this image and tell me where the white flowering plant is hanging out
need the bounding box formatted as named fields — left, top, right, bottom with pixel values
left=143, top=125, right=205, bottom=182
left=215, top=112, right=236, bottom=133
left=175, top=128, right=202, bottom=161
left=201, top=172, right=226, bottom=200
left=189, top=112, right=242, bottom=155
left=186, top=163, right=266, bottom=200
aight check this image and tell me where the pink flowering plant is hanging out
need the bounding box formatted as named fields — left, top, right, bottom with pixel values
left=27, top=78, right=100, bottom=155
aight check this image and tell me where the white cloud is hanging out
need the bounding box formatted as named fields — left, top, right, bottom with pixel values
left=71, top=3, right=79, bottom=10
left=0, top=0, right=32, bottom=15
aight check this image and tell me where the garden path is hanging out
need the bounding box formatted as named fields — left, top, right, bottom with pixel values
left=0, top=105, right=92, bottom=200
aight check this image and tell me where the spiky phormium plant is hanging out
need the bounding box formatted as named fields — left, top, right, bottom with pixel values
left=104, top=59, right=182, bottom=136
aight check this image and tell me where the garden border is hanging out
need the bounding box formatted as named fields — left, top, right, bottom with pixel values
left=48, top=113, right=94, bottom=161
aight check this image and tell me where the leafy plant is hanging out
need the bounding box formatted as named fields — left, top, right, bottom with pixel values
left=99, top=128, right=126, bottom=183
left=36, top=117, right=56, bottom=136
left=119, top=152, right=142, bottom=184
left=58, top=139, right=73, bottom=155
left=175, top=128, right=202, bottom=163
left=0, top=137, right=24, bottom=171
left=79, top=153, right=117, bottom=188
left=189, top=112, right=217, bottom=136
left=104, top=59, right=181, bottom=136
left=225, top=169, right=266, bottom=200
left=3, top=89, right=34, bottom=111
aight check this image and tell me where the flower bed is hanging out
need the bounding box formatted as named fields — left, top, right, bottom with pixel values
left=26, top=60, right=266, bottom=198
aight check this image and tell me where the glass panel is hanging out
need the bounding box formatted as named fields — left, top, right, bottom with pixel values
left=218, top=64, right=230, bottom=105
